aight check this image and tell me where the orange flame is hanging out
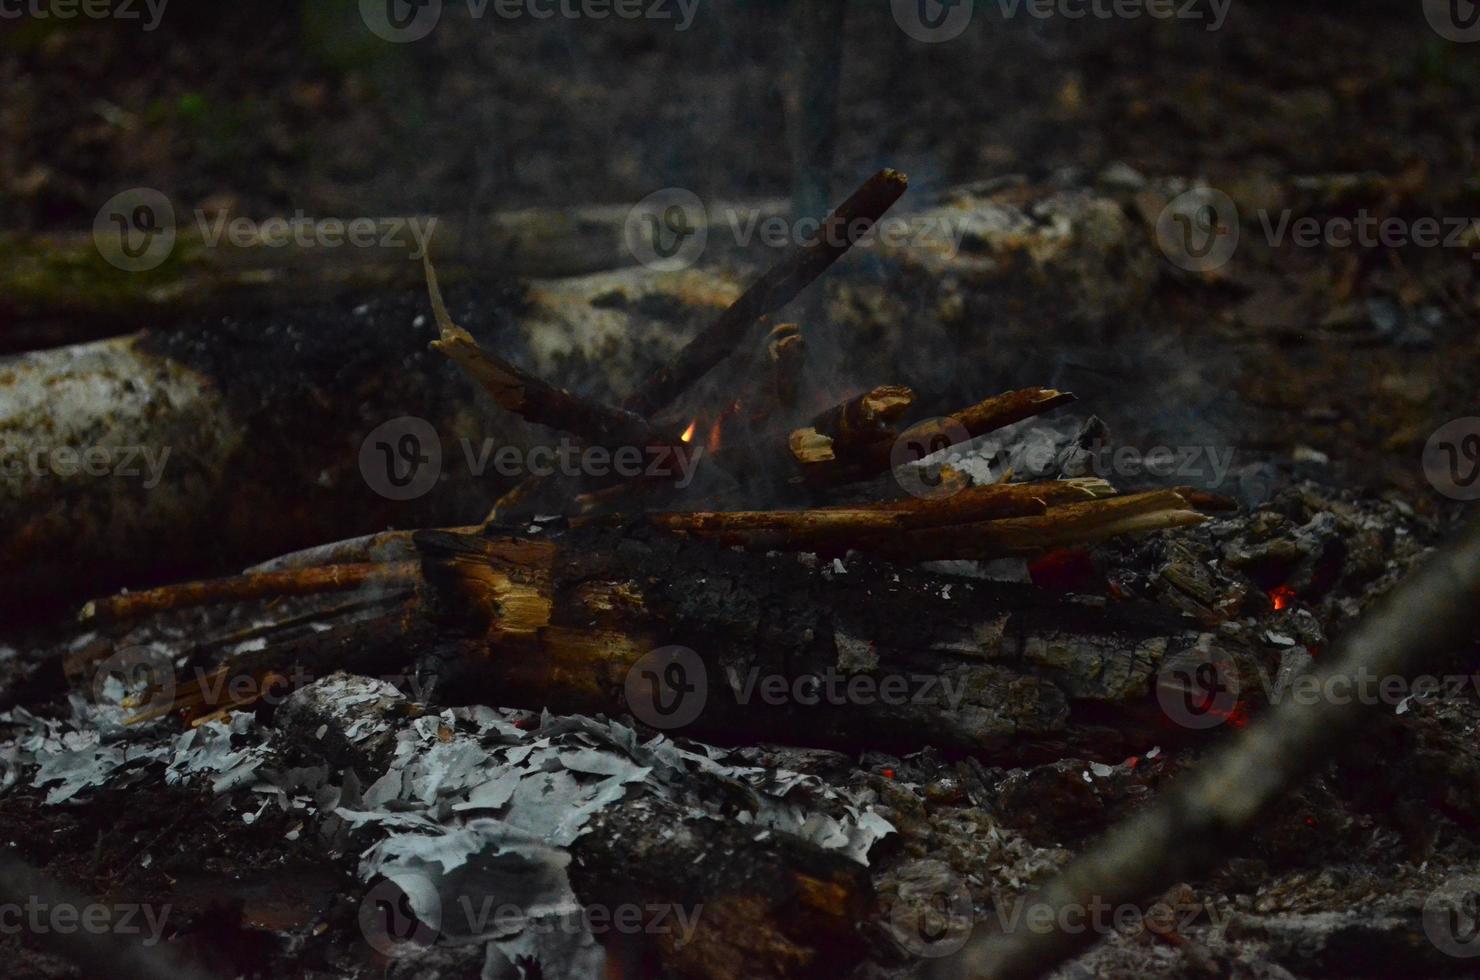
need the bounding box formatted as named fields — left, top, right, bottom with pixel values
left=1269, top=585, right=1296, bottom=611
left=680, top=420, right=697, bottom=443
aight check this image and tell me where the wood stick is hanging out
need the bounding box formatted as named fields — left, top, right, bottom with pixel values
left=935, top=515, right=1480, bottom=980
left=793, top=386, right=1076, bottom=485
left=425, top=255, right=681, bottom=453
left=769, top=322, right=806, bottom=410
left=821, top=477, right=1114, bottom=519
left=879, top=490, right=1205, bottom=561
left=244, top=526, right=477, bottom=573
left=810, top=385, right=915, bottom=450
left=623, top=168, right=909, bottom=419
left=78, top=562, right=421, bottom=625
left=590, top=487, right=1191, bottom=558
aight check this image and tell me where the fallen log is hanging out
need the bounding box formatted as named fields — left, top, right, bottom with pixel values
left=0, top=201, right=791, bottom=352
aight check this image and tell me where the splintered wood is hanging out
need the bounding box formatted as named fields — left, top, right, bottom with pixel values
left=789, top=386, right=1076, bottom=485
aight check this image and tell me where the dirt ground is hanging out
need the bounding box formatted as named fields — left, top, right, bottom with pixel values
left=2, top=2, right=1479, bottom=978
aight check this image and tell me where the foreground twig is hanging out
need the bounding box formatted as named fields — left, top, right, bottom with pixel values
left=934, top=515, right=1480, bottom=980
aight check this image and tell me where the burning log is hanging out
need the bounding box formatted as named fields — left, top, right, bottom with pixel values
left=406, top=525, right=1190, bottom=759
left=623, top=169, right=909, bottom=419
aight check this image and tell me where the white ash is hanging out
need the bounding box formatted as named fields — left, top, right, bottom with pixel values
left=0, top=671, right=895, bottom=980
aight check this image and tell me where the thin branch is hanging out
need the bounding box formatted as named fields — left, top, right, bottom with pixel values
left=623, top=168, right=909, bottom=419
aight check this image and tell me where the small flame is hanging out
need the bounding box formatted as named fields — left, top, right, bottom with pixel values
left=680, top=420, right=697, bottom=443
left=1269, top=585, right=1296, bottom=611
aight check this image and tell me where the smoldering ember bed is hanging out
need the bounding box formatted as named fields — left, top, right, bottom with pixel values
left=3, top=5, right=1480, bottom=980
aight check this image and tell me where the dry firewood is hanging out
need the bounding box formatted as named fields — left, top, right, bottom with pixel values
left=878, top=490, right=1206, bottom=561
left=243, top=527, right=478, bottom=573
left=808, top=385, right=915, bottom=450
left=425, top=255, right=682, bottom=453
left=769, top=322, right=806, bottom=409
left=1173, top=486, right=1241, bottom=512
left=604, top=487, right=1194, bottom=559
left=822, top=477, right=1114, bottom=519
left=623, top=168, right=909, bottom=419
left=78, top=561, right=421, bottom=625
left=937, top=515, right=1480, bottom=980
left=792, top=386, right=1076, bottom=485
